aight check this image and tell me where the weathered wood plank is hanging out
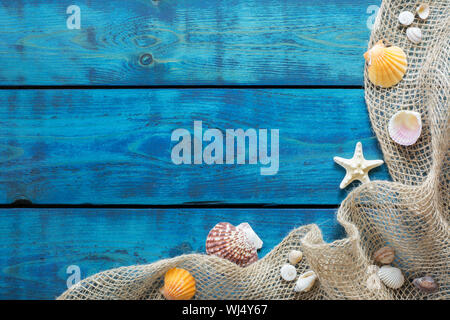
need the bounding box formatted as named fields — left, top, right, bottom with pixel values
left=0, top=89, right=389, bottom=204
left=0, top=208, right=343, bottom=299
left=0, top=0, right=377, bottom=85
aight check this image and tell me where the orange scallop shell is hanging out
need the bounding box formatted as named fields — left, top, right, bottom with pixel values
left=160, top=268, right=196, bottom=300
left=205, top=222, right=258, bottom=267
left=364, top=40, right=407, bottom=88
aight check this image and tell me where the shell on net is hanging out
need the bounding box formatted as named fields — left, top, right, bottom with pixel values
left=406, top=27, right=422, bottom=44
left=388, top=110, right=422, bottom=146
left=364, top=40, right=407, bottom=88
left=280, top=264, right=297, bottom=281
left=288, top=250, right=303, bottom=265
left=294, top=270, right=317, bottom=293
left=366, top=273, right=382, bottom=291
left=413, top=276, right=438, bottom=293
left=366, top=264, right=380, bottom=275
left=373, top=246, right=395, bottom=264
left=206, top=222, right=258, bottom=267
left=378, top=265, right=405, bottom=289
left=160, top=268, right=196, bottom=300
left=416, top=4, right=430, bottom=20
left=398, top=11, right=414, bottom=26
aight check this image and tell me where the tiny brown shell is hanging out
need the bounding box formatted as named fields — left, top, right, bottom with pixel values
left=373, top=246, right=395, bottom=264
left=413, top=276, right=438, bottom=293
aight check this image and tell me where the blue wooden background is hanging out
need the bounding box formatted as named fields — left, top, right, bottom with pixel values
left=0, top=0, right=383, bottom=299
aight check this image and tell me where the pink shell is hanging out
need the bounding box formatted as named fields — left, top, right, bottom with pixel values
left=206, top=222, right=258, bottom=267
left=388, top=111, right=422, bottom=146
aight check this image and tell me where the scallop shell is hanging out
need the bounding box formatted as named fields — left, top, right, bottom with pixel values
left=366, top=273, right=382, bottom=291
left=280, top=264, right=297, bottom=281
left=388, top=110, right=422, bottom=146
left=294, top=271, right=317, bottom=293
left=206, top=222, right=258, bottom=267
left=364, top=40, right=407, bottom=88
left=236, top=222, right=263, bottom=250
left=288, top=250, right=303, bottom=265
left=398, top=11, right=414, bottom=26
left=160, top=268, right=196, bottom=300
left=378, top=266, right=404, bottom=289
left=413, top=276, right=438, bottom=293
left=373, top=246, right=395, bottom=264
left=406, top=27, right=422, bottom=44
left=416, top=4, right=430, bottom=20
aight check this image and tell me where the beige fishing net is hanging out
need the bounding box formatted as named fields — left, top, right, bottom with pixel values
left=58, top=0, right=449, bottom=300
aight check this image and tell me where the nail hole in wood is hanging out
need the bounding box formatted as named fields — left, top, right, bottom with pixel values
left=139, top=53, right=153, bottom=66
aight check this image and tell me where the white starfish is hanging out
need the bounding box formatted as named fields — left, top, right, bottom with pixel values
left=334, top=142, right=384, bottom=189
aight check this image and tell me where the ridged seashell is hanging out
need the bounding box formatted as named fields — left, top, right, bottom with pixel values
left=364, top=40, right=407, bottom=88
left=406, top=27, right=422, bottom=44
left=294, top=271, right=317, bottom=293
left=366, top=273, right=382, bottom=291
left=280, top=264, right=297, bottom=281
left=373, top=246, right=395, bottom=264
left=398, top=11, right=414, bottom=26
left=378, top=266, right=405, bottom=289
left=413, top=276, right=438, bottom=293
left=388, top=110, right=422, bottom=146
left=236, top=222, right=263, bottom=250
left=288, top=250, right=303, bottom=265
left=366, top=265, right=380, bottom=275
left=206, top=222, right=258, bottom=267
left=416, top=4, right=430, bottom=20
left=160, top=268, right=196, bottom=300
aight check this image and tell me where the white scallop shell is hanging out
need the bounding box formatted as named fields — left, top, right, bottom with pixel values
left=294, top=270, right=317, bottom=292
left=388, top=110, right=422, bottom=146
left=416, top=3, right=430, bottom=20
left=236, top=222, right=263, bottom=250
left=280, top=264, right=297, bottom=281
left=406, top=27, right=422, bottom=44
left=398, top=11, right=414, bottom=26
left=378, top=266, right=405, bottom=289
left=288, top=250, right=303, bottom=265
left=366, top=273, right=382, bottom=291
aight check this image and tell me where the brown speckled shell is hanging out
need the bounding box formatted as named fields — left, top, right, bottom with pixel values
left=413, top=276, right=439, bottom=293
left=373, top=246, right=395, bottom=264
left=206, top=222, right=258, bottom=267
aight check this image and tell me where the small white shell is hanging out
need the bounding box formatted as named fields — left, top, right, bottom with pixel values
left=416, top=4, right=430, bottom=20
left=366, top=265, right=380, bottom=275
left=398, top=11, right=414, bottom=26
left=288, top=250, right=303, bottom=265
left=406, top=27, right=422, bottom=44
left=294, top=270, right=317, bottom=292
left=378, top=266, right=405, bottom=289
left=388, top=110, right=422, bottom=146
left=237, top=222, right=263, bottom=250
left=366, top=273, right=382, bottom=291
left=280, top=264, right=297, bottom=281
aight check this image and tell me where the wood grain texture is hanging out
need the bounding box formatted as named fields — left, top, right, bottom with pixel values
left=0, top=208, right=343, bottom=299
left=0, top=89, right=389, bottom=205
left=0, top=0, right=378, bottom=85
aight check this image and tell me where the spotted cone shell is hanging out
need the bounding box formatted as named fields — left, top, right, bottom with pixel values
left=206, top=222, right=258, bottom=267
